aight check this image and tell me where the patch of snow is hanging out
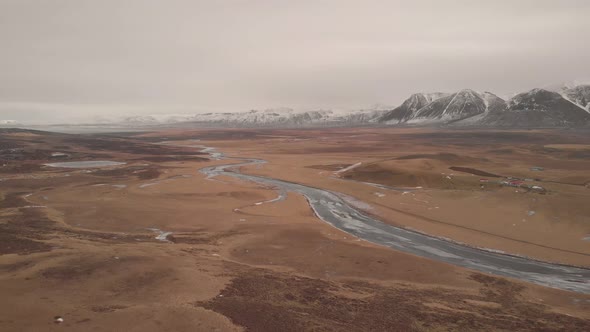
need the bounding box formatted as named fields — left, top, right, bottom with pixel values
left=334, top=162, right=362, bottom=174
left=146, top=228, right=172, bottom=242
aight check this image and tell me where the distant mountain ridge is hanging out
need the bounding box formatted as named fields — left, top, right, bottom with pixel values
left=11, top=84, right=589, bottom=129
left=116, top=108, right=387, bottom=128
left=475, top=88, right=590, bottom=127
left=377, top=84, right=590, bottom=128
left=99, top=84, right=590, bottom=128
left=379, top=93, right=450, bottom=124
left=378, top=89, right=505, bottom=125
left=408, top=90, right=505, bottom=124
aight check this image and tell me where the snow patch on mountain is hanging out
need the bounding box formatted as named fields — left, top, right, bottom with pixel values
left=406, top=90, right=502, bottom=124
left=378, top=92, right=449, bottom=124
left=477, top=88, right=590, bottom=127
left=101, top=107, right=388, bottom=128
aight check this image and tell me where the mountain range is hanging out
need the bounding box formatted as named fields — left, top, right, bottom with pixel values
left=130, top=83, right=590, bottom=128
left=4, top=84, right=589, bottom=129
left=106, top=108, right=388, bottom=128
left=379, top=85, right=590, bottom=127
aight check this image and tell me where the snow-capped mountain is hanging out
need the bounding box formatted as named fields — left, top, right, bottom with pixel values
left=477, top=89, right=590, bottom=127
left=377, top=86, right=590, bottom=128
left=448, top=92, right=507, bottom=126
left=41, top=82, right=590, bottom=129
left=112, top=108, right=387, bottom=128
left=379, top=90, right=505, bottom=125
left=190, top=109, right=334, bottom=126
left=560, top=85, right=590, bottom=112
left=410, top=90, right=491, bottom=124
left=331, top=108, right=388, bottom=124
left=378, top=92, right=449, bottom=124
left=121, top=115, right=161, bottom=124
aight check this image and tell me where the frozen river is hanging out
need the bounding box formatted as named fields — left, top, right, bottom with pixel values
left=197, top=147, right=590, bottom=293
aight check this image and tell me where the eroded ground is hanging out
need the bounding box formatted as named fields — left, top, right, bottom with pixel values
left=1, top=128, right=589, bottom=331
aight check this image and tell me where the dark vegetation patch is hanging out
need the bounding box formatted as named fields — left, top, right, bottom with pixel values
left=0, top=140, right=22, bottom=150
left=396, top=131, right=575, bottom=146
left=305, top=164, right=352, bottom=171
left=0, top=148, right=109, bottom=162
left=64, top=137, right=206, bottom=156
left=529, top=145, right=590, bottom=161
left=90, top=305, right=128, bottom=313
left=395, top=153, right=489, bottom=163
left=2, top=202, right=55, bottom=238
left=53, top=145, right=72, bottom=150
left=202, top=270, right=590, bottom=332
left=0, top=231, right=53, bottom=255
left=136, top=155, right=208, bottom=162
left=469, top=274, right=525, bottom=305
left=449, top=167, right=502, bottom=178
left=0, top=200, right=54, bottom=255
left=286, top=145, right=384, bottom=154
left=0, top=162, right=43, bottom=174
left=167, top=230, right=243, bottom=245
left=396, top=153, right=461, bottom=161
left=0, top=128, right=58, bottom=134
left=340, top=164, right=428, bottom=188
left=0, top=148, right=39, bottom=162
left=136, top=168, right=162, bottom=180
left=0, top=192, right=27, bottom=209
left=92, top=166, right=162, bottom=180
left=487, top=148, right=514, bottom=154
left=41, top=256, right=148, bottom=281
left=159, top=130, right=271, bottom=141
left=0, top=201, right=156, bottom=256
left=342, top=164, right=407, bottom=180
left=0, top=133, right=113, bottom=175
left=0, top=259, right=35, bottom=273
left=112, top=268, right=174, bottom=295
left=567, top=151, right=590, bottom=159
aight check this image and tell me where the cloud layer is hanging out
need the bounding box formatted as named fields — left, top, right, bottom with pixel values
left=1, top=0, right=589, bottom=123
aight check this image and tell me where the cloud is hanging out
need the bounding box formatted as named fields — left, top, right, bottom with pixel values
left=0, top=0, right=589, bottom=122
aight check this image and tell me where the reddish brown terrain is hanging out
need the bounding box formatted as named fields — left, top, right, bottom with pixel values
left=1, top=127, right=589, bottom=331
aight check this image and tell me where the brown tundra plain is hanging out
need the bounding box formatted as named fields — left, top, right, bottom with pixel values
left=1, top=127, right=590, bottom=331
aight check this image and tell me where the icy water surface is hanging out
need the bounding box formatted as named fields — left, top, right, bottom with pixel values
left=45, top=161, right=126, bottom=168
left=196, top=145, right=590, bottom=294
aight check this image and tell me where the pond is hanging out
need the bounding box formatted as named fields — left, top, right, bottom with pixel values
left=44, top=161, right=126, bottom=168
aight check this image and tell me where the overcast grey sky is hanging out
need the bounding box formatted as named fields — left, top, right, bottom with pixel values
left=1, top=0, right=589, bottom=123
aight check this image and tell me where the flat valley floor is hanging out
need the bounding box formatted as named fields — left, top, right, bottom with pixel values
left=1, top=127, right=589, bottom=331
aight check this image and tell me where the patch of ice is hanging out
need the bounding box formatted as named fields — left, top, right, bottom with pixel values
left=334, top=162, right=362, bottom=174
left=335, top=193, right=373, bottom=211
left=146, top=228, right=172, bottom=242
left=253, top=191, right=287, bottom=206
left=45, top=161, right=125, bottom=168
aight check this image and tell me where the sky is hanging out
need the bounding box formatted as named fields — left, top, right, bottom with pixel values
left=1, top=0, right=589, bottom=123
